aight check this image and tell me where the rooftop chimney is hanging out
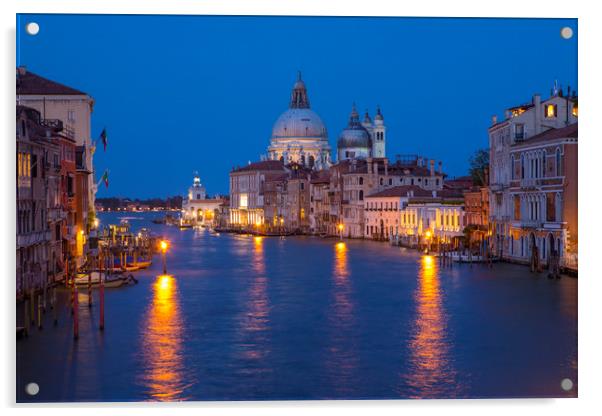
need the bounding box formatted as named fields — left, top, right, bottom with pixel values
left=17, top=66, right=27, bottom=76
left=430, top=159, right=435, bottom=176
left=491, top=115, right=498, bottom=125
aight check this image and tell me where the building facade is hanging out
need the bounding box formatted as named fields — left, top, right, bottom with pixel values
left=16, top=66, right=97, bottom=232
left=488, top=87, right=578, bottom=270
left=181, top=174, right=226, bottom=227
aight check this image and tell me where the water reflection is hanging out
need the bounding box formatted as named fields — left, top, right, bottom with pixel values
left=404, top=255, right=458, bottom=398
left=239, top=236, right=270, bottom=361
left=139, top=275, right=187, bottom=401
left=327, top=242, right=358, bottom=395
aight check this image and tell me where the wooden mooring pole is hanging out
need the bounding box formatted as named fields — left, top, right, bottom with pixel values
left=73, top=285, right=79, bottom=340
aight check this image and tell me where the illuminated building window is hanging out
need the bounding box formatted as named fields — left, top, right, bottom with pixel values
left=240, top=193, right=248, bottom=208
left=572, top=104, right=578, bottom=117
left=545, top=104, right=557, bottom=118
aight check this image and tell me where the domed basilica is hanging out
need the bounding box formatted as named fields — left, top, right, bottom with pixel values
left=266, top=73, right=387, bottom=169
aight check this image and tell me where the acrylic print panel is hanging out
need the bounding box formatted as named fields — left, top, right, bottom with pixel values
left=15, top=14, right=578, bottom=402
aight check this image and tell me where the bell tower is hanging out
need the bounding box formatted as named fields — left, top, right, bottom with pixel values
left=372, top=106, right=386, bottom=158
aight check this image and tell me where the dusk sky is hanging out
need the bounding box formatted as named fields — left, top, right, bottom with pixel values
left=17, top=14, right=577, bottom=199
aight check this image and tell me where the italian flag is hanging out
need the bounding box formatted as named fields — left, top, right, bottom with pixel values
left=101, top=170, right=109, bottom=188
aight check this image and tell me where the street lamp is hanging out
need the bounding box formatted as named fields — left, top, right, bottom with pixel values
left=160, top=239, right=169, bottom=274
left=338, top=223, right=344, bottom=240
left=425, top=230, right=432, bottom=253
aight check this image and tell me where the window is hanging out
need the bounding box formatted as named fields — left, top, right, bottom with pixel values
left=521, top=154, right=525, bottom=179
left=546, top=193, right=555, bottom=222
left=545, top=104, right=557, bottom=118
left=542, top=150, right=547, bottom=177
left=359, top=190, right=364, bottom=201
left=515, top=123, right=525, bottom=140
left=379, top=178, right=384, bottom=185
left=31, top=154, right=37, bottom=178
left=556, top=148, right=562, bottom=176
left=511, top=155, right=515, bottom=179
left=359, top=177, right=364, bottom=185
left=388, top=178, right=393, bottom=185
left=68, top=110, right=75, bottom=121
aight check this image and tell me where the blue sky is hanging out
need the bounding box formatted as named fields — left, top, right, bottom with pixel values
left=17, top=15, right=577, bottom=198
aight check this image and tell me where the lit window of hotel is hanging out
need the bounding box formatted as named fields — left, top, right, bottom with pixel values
left=545, top=104, right=557, bottom=118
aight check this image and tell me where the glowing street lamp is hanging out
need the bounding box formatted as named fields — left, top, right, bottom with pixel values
left=159, top=239, right=169, bottom=274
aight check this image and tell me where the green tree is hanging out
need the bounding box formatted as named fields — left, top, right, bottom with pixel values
left=469, top=148, right=489, bottom=186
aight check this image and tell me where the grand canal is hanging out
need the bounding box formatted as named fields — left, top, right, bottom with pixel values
left=17, top=212, right=577, bottom=402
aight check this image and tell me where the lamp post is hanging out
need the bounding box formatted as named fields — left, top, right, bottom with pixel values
left=160, top=240, right=169, bottom=274
left=338, top=223, right=344, bottom=240
left=425, top=230, right=432, bottom=254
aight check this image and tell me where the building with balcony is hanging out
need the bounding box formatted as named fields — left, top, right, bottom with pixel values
left=16, top=66, right=97, bottom=229
left=488, top=85, right=578, bottom=270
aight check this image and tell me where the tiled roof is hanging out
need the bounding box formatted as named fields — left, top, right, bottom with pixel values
left=366, top=185, right=433, bottom=198
left=231, top=160, right=286, bottom=173
left=16, top=67, right=88, bottom=95
left=516, top=122, right=578, bottom=146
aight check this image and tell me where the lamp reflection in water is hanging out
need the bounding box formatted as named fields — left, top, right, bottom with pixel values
left=140, top=274, right=188, bottom=401
left=238, top=235, right=270, bottom=362
left=327, top=241, right=358, bottom=395
left=404, top=255, right=459, bottom=398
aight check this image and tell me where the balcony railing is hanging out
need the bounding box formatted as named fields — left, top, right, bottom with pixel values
left=17, top=230, right=52, bottom=248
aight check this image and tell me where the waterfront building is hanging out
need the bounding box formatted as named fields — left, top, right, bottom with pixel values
left=505, top=123, right=578, bottom=269
left=283, top=164, right=312, bottom=233
left=314, top=156, right=446, bottom=238
left=337, top=104, right=386, bottom=161
left=262, top=172, right=289, bottom=231
left=463, top=186, right=490, bottom=246
left=229, top=160, right=287, bottom=227
left=364, top=186, right=464, bottom=245
left=16, top=106, right=64, bottom=296
left=309, top=170, right=331, bottom=235
left=267, top=73, right=331, bottom=169
left=16, top=66, right=97, bottom=230
left=181, top=174, right=226, bottom=227
left=488, top=87, right=578, bottom=270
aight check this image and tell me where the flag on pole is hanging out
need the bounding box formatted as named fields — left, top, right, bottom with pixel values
left=100, top=128, right=108, bottom=151
left=101, top=170, right=109, bottom=188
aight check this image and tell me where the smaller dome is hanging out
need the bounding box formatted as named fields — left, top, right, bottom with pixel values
left=337, top=128, right=371, bottom=149
left=337, top=104, right=372, bottom=149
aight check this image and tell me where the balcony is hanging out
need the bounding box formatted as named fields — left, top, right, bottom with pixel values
left=520, top=178, right=539, bottom=189
left=17, top=230, right=51, bottom=248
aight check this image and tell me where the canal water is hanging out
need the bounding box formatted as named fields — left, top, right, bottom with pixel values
left=16, top=212, right=577, bottom=402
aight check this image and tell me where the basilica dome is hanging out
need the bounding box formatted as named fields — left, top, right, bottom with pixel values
left=337, top=105, right=372, bottom=149
left=271, top=108, right=328, bottom=140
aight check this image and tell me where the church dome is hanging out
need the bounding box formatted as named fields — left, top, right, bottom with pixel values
left=272, top=108, right=328, bottom=139
left=337, top=104, right=372, bottom=149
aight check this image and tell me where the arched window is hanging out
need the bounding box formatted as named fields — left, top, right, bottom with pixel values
left=359, top=177, right=364, bottom=185
left=379, top=178, right=384, bottom=186
left=359, top=190, right=364, bottom=201
left=521, top=154, right=525, bottom=179
left=542, top=150, right=546, bottom=177
left=556, top=148, right=562, bottom=176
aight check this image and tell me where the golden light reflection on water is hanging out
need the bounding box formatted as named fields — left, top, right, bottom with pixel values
left=327, top=241, right=357, bottom=394
left=239, top=235, right=270, bottom=361
left=140, top=274, right=187, bottom=401
left=405, top=255, right=458, bottom=398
